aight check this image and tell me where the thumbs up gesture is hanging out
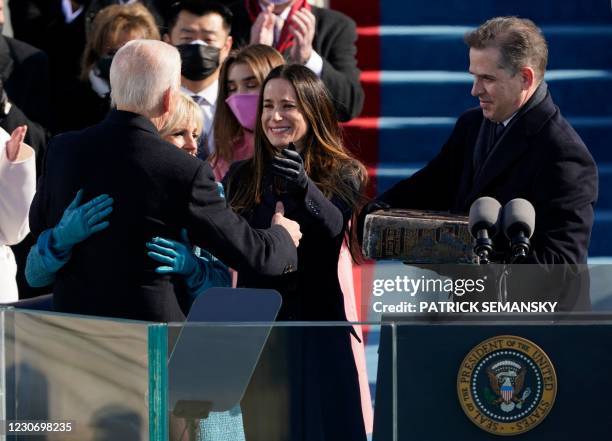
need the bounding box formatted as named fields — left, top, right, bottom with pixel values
left=271, top=201, right=302, bottom=247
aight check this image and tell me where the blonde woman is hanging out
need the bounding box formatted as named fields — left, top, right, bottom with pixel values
left=159, top=92, right=204, bottom=157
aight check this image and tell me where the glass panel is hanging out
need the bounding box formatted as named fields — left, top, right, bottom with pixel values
left=166, top=322, right=390, bottom=441
left=1, top=308, right=155, bottom=441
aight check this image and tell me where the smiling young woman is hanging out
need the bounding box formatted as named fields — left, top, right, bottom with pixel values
left=224, top=64, right=369, bottom=441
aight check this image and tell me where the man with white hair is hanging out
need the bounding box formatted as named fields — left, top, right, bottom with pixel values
left=29, top=39, right=301, bottom=321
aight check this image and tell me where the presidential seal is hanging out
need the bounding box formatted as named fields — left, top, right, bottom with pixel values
left=457, top=335, right=557, bottom=436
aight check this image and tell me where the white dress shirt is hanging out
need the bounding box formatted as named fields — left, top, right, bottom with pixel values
left=62, top=0, right=85, bottom=24
left=182, top=80, right=219, bottom=154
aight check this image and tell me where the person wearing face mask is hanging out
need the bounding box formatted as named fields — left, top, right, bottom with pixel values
left=55, top=3, right=160, bottom=132
left=224, top=64, right=368, bottom=441
left=163, top=1, right=234, bottom=159
left=227, top=0, right=364, bottom=122
left=209, top=44, right=284, bottom=181
left=211, top=45, right=374, bottom=434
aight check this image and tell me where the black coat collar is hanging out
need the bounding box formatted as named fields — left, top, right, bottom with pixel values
left=104, top=109, right=160, bottom=135
left=460, top=88, right=557, bottom=208
left=0, top=36, right=14, bottom=82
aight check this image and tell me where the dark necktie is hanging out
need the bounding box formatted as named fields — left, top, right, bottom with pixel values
left=474, top=121, right=506, bottom=179
left=485, top=122, right=505, bottom=157
left=493, top=122, right=506, bottom=144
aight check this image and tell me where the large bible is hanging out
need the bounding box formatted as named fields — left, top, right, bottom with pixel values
left=362, top=209, right=475, bottom=263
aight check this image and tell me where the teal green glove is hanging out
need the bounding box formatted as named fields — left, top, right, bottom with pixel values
left=51, top=189, right=113, bottom=253
left=146, top=229, right=199, bottom=276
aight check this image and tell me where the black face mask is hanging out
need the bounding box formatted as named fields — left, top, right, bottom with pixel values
left=177, top=43, right=220, bottom=81
left=95, top=55, right=114, bottom=82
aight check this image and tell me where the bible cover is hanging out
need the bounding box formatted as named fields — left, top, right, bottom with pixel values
left=362, top=209, right=475, bottom=263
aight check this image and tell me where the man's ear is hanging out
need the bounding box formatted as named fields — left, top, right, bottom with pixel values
left=162, top=88, right=174, bottom=114
left=520, top=66, right=536, bottom=91
left=221, top=35, right=233, bottom=60
left=162, top=33, right=171, bottom=44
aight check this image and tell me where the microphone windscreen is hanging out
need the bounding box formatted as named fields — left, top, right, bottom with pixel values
left=502, top=198, right=536, bottom=239
left=468, top=197, right=501, bottom=236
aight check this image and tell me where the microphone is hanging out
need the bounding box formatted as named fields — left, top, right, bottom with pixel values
left=502, top=198, right=536, bottom=262
left=468, top=197, right=501, bottom=264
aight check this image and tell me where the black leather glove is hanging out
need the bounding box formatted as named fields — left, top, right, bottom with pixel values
left=271, top=147, right=308, bottom=192
left=357, top=200, right=391, bottom=247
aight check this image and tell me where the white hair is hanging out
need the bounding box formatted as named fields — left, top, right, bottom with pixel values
left=110, top=39, right=181, bottom=116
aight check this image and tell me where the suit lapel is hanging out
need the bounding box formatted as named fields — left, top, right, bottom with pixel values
left=464, top=92, right=557, bottom=206
left=0, top=37, right=14, bottom=81
left=455, top=135, right=479, bottom=210
left=467, top=118, right=530, bottom=200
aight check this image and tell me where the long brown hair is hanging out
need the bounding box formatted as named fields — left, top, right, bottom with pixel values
left=210, top=44, right=284, bottom=166
left=226, top=64, right=368, bottom=256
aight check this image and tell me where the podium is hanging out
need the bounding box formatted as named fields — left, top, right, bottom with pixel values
left=373, top=314, right=612, bottom=440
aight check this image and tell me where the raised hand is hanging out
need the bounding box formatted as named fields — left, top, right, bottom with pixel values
left=5, top=125, right=29, bottom=162
left=51, top=190, right=114, bottom=252
left=146, top=229, right=199, bottom=276
left=271, top=147, right=308, bottom=192
left=288, top=8, right=316, bottom=64
left=250, top=5, right=275, bottom=46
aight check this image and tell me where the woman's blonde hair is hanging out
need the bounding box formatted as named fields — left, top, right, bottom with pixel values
left=81, top=3, right=160, bottom=81
left=159, top=92, right=204, bottom=139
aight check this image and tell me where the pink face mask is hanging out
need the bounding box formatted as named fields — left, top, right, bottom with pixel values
left=225, top=93, right=259, bottom=131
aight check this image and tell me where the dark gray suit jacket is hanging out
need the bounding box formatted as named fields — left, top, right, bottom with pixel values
left=374, top=90, right=598, bottom=265
left=29, top=110, right=297, bottom=321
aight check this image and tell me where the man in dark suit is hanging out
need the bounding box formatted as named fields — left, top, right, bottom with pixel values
left=363, top=17, right=598, bottom=266
left=29, top=39, right=301, bottom=322
left=228, top=0, right=364, bottom=121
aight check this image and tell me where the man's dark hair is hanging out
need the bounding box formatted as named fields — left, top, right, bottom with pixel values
left=464, top=16, right=548, bottom=81
left=166, top=0, right=233, bottom=33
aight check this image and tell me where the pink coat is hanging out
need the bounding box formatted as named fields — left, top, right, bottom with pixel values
left=211, top=131, right=255, bottom=182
